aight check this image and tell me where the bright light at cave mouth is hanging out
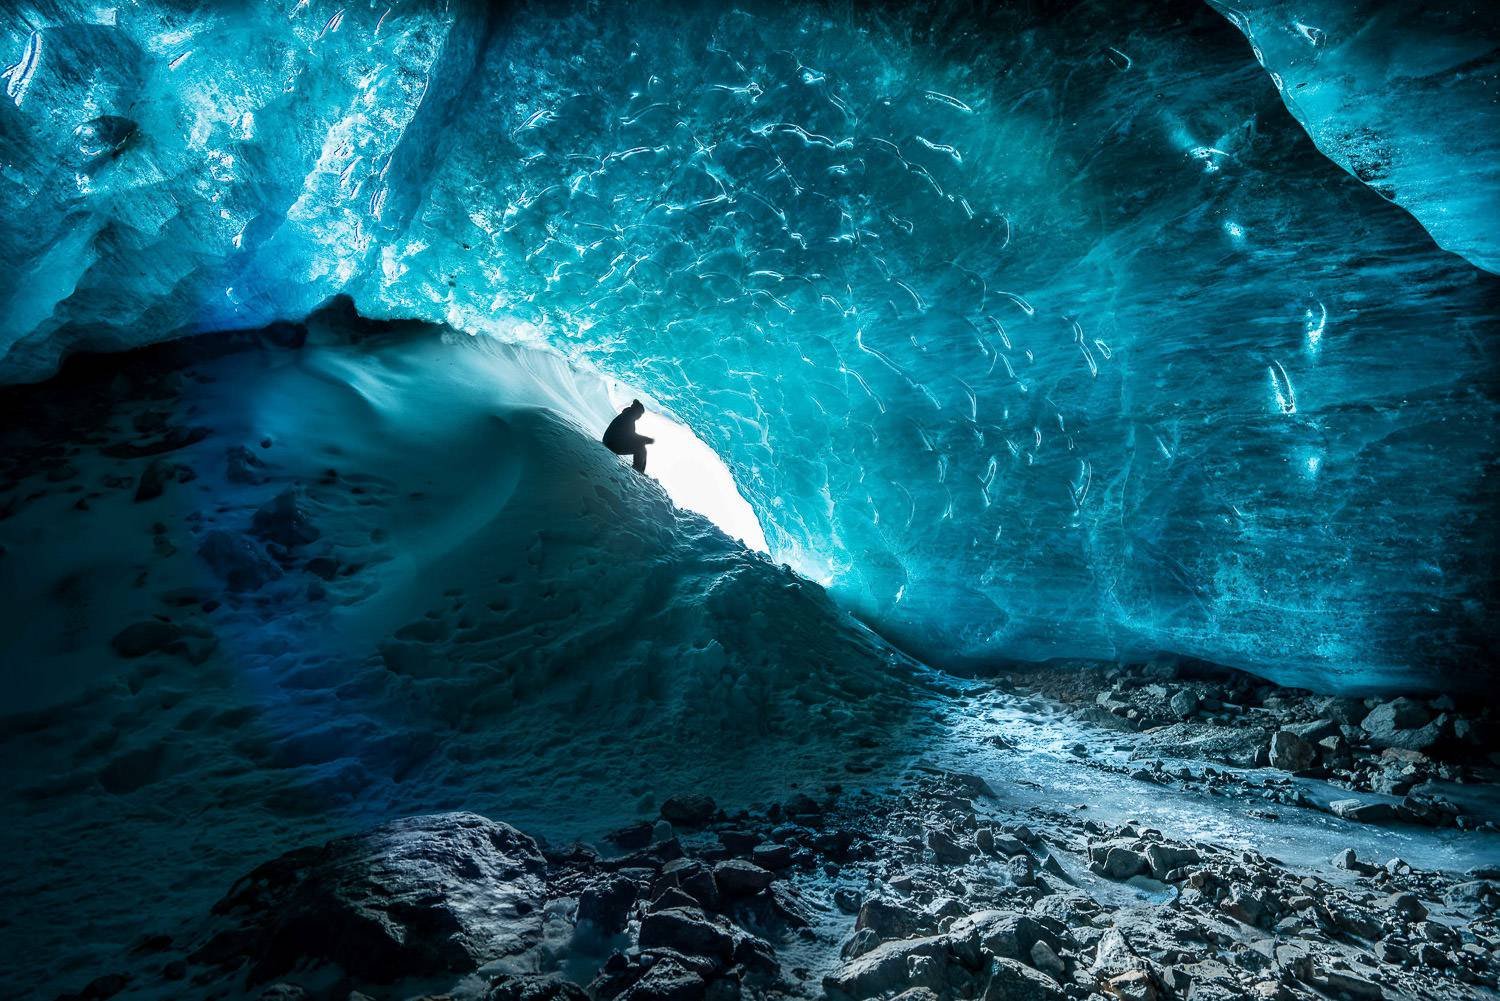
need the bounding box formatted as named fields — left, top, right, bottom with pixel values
left=607, top=386, right=769, bottom=553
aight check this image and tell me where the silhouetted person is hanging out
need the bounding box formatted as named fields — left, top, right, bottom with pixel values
left=603, top=399, right=653, bottom=473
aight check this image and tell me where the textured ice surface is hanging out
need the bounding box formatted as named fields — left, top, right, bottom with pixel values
left=1, top=0, right=1497, bottom=689
left=1210, top=1, right=1500, bottom=274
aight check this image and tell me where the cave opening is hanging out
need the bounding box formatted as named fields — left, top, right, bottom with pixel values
left=601, top=381, right=769, bottom=554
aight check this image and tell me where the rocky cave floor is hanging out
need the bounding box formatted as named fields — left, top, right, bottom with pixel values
left=59, top=662, right=1499, bottom=1001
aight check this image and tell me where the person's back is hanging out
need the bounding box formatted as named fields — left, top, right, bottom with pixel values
left=603, top=399, right=653, bottom=472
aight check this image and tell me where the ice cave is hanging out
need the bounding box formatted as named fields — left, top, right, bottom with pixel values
left=0, top=1, right=1497, bottom=999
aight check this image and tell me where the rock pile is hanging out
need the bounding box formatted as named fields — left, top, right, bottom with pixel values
left=1001, top=660, right=1496, bottom=831
left=56, top=767, right=1500, bottom=1001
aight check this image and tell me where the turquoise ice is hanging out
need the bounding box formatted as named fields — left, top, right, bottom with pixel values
left=2, top=0, right=1496, bottom=691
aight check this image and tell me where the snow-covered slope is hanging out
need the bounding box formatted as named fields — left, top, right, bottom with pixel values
left=0, top=316, right=935, bottom=991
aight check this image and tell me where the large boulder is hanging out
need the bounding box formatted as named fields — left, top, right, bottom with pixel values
left=823, top=936, right=951, bottom=1000
left=482, top=975, right=590, bottom=1001
left=618, top=957, right=707, bottom=1001
left=1361, top=699, right=1445, bottom=750
left=947, top=910, right=1049, bottom=964
left=927, top=828, right=973, bottom=864
left=193, top=813, right=547, bottom=984
left=1132, top=723, right=1270, bottom=767
left=1097, top=848, right=1149, bottom=881
left=1330, top=799, right=1397, bottom=824
left=1283, top=718, right=1340, bottom=743
left=853, top=896, right=936, bottom=950
left=577, top=875, right=639, bottom=933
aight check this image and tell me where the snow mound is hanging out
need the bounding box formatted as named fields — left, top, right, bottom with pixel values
left=0, top=315, right=935, bottom=993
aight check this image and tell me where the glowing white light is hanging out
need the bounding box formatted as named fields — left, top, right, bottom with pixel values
left=607, top=390, right=767, bottom=552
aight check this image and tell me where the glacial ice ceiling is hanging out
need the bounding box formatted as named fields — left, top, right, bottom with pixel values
left=2, top=0, right=1498, bottom=691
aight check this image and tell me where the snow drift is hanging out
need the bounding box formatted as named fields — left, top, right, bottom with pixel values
left=0, top=311, right=934, bottom=990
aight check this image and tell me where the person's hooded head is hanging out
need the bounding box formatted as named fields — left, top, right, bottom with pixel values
left=628, top=399, right=644, bottom=417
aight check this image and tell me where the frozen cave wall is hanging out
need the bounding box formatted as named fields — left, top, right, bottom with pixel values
left=1, top=0, right=1498, bottom=691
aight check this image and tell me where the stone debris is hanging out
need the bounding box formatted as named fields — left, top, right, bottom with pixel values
left=61, top=756, right=1484, bottom=1001
left=997, top=660, right=1494, bottom=832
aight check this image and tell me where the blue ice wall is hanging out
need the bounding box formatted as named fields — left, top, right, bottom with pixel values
left=1209, top=0, right=1500, bottom=274
left=1, top=0, right=1497, bottom=691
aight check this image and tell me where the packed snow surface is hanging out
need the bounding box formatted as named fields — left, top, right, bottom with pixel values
left=2, top=1, right=1498, bottom=687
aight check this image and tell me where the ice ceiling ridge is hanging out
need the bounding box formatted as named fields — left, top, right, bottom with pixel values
left=1, top=0, right=1497, bottom=693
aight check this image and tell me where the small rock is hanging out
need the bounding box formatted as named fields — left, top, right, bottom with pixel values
left=1100, top=847, right=1149, bottom=881
left=251, top=488, right=320, bottom=547
left=660, top=795, right=716, bottom=827
left=637, top=907, right=735, bottom=967
left=198, top=530, right=283, bottom=591
left=751, top=843, right=793, bottom=870
left=1268, top=731, right=1316, bottom=771
left=926, top=828, right=973, bottom=864
left=1030, top=939, right=1066, bottom=979
left=607, top=821, right=656, bottom=851
left=1333, top=848, right=1373, bottom=873
left=1330, top=799, right=1397, bottom=824
left=1169, top=689, right=1199, bottom=718
left=226, top=445, right=269, bottom=484
left=712, top=860, right=774, bottom=896
left=134, top=458, right=176, bottom=501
